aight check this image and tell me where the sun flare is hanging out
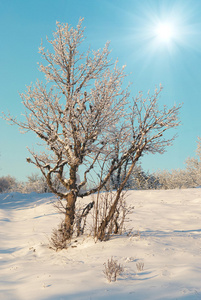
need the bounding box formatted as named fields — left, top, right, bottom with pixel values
left=155, top=22, right=175, bottom=43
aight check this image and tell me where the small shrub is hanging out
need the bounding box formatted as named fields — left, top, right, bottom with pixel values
left=49, top=222, right=69, bottom=251
left=103, top=257, right=124, bottom=282
left=136, top=261, right=144, bottom=272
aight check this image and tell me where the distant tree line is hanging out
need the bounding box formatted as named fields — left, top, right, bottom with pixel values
left=1, top=137, right=201, bottom=194
left=153, top=137, right=201, bottom=189
left=0, top=173, right=62, bottom=194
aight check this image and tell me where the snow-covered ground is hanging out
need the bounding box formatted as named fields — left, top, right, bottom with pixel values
left=1, top=189, right=201, bottom=300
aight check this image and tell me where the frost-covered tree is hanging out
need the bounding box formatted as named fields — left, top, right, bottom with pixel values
left=154, top=137, right=201, bottom=190
left=154, top=168, right=189, bottom=189
left=4, top=19, right=181, bottom=241
left=26, top=173, right=64, bottom=193
left=129, top=165, right=159, bottom=190
left=22, top=173, right=49, bottom=193
left=185, top=137, right=201, bottom=187
left=0, top=175, right=18, bottom=193
left=110, top=163, right=158, bottom=190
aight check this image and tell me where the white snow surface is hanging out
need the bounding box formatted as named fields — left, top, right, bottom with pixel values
left=1, top=189, right=201, bottom=300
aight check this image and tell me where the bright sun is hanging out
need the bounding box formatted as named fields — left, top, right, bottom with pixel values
left=155, top=22, right=175, bottom=43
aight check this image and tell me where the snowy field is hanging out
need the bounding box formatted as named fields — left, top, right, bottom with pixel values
left=1, top=189, right=201, bottom=300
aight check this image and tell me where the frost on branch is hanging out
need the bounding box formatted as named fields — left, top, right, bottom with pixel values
left=3, top=19, right=181, bottom=241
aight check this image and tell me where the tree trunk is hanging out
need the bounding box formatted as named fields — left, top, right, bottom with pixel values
left=97, top=189, right=122, bottom=241
left=97, top=156, right=140, bottom=241
left=63, top=165, right=77, bottom=240
left=64, top=191, right=76, bottom=240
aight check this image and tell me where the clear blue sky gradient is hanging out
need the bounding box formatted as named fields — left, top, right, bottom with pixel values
left=1, top=0, right=201, bottom=181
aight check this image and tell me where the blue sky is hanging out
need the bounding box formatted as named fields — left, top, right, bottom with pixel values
left=1, top=0, right=201, bottom=181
